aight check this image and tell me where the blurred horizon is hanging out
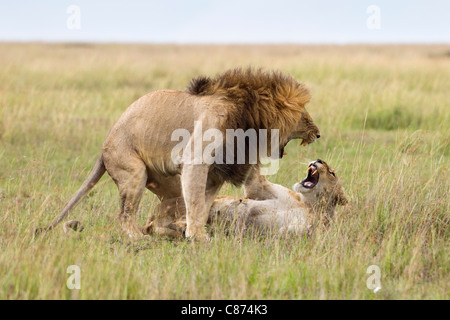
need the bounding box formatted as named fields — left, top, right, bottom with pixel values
left=0, top=0, right=449, bottom=44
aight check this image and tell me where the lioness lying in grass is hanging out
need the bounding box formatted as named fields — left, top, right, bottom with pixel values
left=141, top=159, right=348, bottom=237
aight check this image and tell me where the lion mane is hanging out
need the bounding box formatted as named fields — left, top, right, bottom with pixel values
left=187, top=68, right=311, bottom=138
left=186, top=68, right=312, bottom=185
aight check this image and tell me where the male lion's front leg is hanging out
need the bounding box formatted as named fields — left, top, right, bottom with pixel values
left=181, top=163, right=211, bottom=240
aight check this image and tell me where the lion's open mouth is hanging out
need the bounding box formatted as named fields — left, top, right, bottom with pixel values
left=301, top=164, right=319, bottom=188
left=300, top=139, right=308, bottom=146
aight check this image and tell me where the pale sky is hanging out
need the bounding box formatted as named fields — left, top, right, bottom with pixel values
left=0, top=0, right=449, bottom=43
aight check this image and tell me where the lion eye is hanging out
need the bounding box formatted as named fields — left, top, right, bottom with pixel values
left=329, top=171, right=335, bottom=177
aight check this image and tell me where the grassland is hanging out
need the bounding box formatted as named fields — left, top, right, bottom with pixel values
left=0, top=43, right=448, bottom=299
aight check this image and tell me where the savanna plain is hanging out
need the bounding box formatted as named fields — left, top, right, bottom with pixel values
left=0, top=43, right=448, bottom=299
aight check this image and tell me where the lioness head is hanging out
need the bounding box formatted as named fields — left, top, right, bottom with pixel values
left=293, top=159, right=348, bottom=216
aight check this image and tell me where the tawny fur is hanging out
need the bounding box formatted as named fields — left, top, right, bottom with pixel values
left=41, top=68, right=320, bottom=240
left=186, top=68, right=313, bottom=141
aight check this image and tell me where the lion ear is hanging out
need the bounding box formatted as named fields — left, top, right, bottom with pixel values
left=333, top=188, right=348, bottom=206
left=338, top=195, right=349, bottom=206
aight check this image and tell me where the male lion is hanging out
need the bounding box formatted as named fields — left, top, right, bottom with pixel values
left=43, top=68, right=320, bottom=239
left=142, top=159, right=348, bottom=237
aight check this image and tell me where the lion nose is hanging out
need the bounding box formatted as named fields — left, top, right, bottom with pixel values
left=316, top=134, right=321, bottom=139
left=316, top=159, right=323, bottom=164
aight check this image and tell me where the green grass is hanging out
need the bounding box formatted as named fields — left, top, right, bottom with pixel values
left=0, top=43, right=448, bottom=299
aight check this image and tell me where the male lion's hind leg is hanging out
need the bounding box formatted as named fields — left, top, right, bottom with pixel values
left=108, top=158, right=148, bottom=239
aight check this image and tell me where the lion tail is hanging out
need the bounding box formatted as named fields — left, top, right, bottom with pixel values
left=141, top=218, right=155, bottom=235
left=44, top=154, right=106, bottom=232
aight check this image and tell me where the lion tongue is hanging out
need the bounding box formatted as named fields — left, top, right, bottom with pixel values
left=304, top=181, right=314, bottom=187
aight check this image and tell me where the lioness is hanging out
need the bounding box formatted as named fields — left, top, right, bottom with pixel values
left=142, top=159, right=348, bottom=237
left=43, top=69, right=320, bottom=239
